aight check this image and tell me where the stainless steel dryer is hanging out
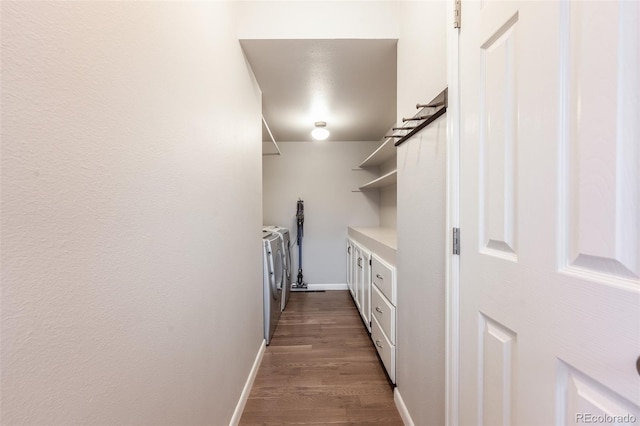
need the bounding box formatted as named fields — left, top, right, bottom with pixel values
left=262, top=231, right=283, bottom=345
left=263, top=225, right=292, bottom=311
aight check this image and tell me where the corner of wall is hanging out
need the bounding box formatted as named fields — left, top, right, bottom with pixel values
left=394, top=388, right=416, bottom=426
left=229, top=340, right=266, bottom=426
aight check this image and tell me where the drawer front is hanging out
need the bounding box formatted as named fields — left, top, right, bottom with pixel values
left=371, top=284, right=395, bottom=344
left=372, top=255, right=396, bottom=304
left=371, top=315, right=395, bottom=383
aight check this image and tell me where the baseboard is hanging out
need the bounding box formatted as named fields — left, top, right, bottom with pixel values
left=305, top=283, right=348, bottom=291
left=229, top=339, right=266, bottom=426
left=394, top=388, right=415, bottom=426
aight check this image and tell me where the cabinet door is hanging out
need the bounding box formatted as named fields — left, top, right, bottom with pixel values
left=371, top=254, right=396, bottom=304
left=354, top=245, right=362, bottom=310
left=346, top=240, right=353, bottom=296
left=360, top=247, right=372, bottom=331
left=353, top=245, right=359, bottom=300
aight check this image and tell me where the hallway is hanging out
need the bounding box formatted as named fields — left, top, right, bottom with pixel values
left=240, top=291, right=402, bottom=425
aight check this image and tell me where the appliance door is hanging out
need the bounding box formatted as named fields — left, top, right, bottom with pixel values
left=282, top=233, right=292, bottom=309
left=283, top=236, right=291, bottom=283
left=269, top=245, right=284, bottom=299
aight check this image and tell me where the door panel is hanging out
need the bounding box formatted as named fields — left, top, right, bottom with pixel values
left=479, top=314, right=516, bottom=426
left=558, top=362, right=640, bottom=426
left=459, top=1, right=640, bottom=425
left=479, top=12, right=518, bottom=259
left=562, top=1, right=640, bottom=279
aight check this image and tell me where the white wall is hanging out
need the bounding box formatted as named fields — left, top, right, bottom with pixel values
left=396, top=116, right=447, bottom=426
left=263, top=142, right=380, bottom=285
left=393, top=2, right=448, bottom=423
left=1, top=2, right=263, bottom=424
left=237, top=1, right=399, bottom=40
left=397, top=1, right=448, bottom=124
left=379, top=157, right=398, bottom=229
left=380, top=186, right=398, bottom=229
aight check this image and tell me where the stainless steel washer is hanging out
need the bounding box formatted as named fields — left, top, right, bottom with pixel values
left=263, top=226, right=292, bottom=311
left=262, top=231, right=283, bottom=345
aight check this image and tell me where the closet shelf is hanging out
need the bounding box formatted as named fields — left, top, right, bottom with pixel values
left=359, top=170, right=397, bottom=190
left=261, top=116, right=281, bottom=156
left=359, top=137, right=396, bottom=168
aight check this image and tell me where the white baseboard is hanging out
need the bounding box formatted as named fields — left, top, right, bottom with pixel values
left=394, top=388, right=415, bottom=426
left=303, top=283, right=348, bottom=291
left=229, top=339, right=266, bottom=426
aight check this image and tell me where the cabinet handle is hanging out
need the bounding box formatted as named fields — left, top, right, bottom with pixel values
left=357, top=258, right=362, bottom=267
left=348, top=246, right=351, bottom=254
left=375, top=306, right=383, bottom=313
left=376, top=273, right=384, bottom=280
left=375, top=340, right=383, bottom=348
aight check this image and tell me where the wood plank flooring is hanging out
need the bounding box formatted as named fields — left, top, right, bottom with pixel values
left=240, top=291, right=403, bottom=425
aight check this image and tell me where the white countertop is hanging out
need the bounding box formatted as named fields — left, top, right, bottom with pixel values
left=347, top=226, right=397, bottom=264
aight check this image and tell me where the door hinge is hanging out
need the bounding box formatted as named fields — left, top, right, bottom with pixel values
left=453, top=227, right=460, bottom=255
left=454, top=0, right=461, bottom=28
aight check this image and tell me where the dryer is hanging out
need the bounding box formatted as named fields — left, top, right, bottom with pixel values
left=263, top=225, right=292, bottom=311
left=262, top=231, right=283, bottom=345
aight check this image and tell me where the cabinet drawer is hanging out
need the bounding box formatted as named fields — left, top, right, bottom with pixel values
left=371, top=315, right=395, bottom=383
left=372, top=255, right=396, bottom=304
left=371, top=284, right=395, bottom=344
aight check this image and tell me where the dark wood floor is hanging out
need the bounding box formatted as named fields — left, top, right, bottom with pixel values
left=240, top=291, right=403, bottom=425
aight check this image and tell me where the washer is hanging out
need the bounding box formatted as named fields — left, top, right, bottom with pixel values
left=262, top=231, right=283, bottom=345
left=264, top=225, right=292, bottom=311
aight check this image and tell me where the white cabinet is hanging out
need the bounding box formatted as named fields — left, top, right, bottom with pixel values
left=370, top=254, right=397, bottom=383
left=346, top=239, right=354, bottom=298
left=353, top=244, right=360, bottom=310
left=346, top=237, right=397, bottom=383
left=372, top=254, right=396, bottom=305
left=358, top=245, right=371, bottom=331
left=349, top=116, right=398, bottom=383
left=371, top=313, right=395, bottom=383
left=371, top=284, right=395, bottom=344
left=347, top=239, right=372, bottom=332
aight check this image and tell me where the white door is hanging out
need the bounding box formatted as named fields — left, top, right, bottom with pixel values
left=459, top=1, right=640, bottom=425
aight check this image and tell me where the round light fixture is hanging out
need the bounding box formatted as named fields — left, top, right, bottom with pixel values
left=311, top=121, right=330, bottom=140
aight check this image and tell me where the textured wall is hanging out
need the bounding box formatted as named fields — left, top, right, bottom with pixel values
left=397, top=1, right=447, bottom=125
left=380, top=186, right=398, bottom=229
left=395, top=3, right=448, bottom=423
left=237, top=1, right=399, bottom=40
left=379, top=157, right=398, bottom=229
left=262, top=142, right=380, bottom=285
left=1, top=2, right=263, bottom=424
left=396, top=116, right=448, bottom=426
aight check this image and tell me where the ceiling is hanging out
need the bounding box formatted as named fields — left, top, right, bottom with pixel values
left=240, top=39, right=397, bottom=142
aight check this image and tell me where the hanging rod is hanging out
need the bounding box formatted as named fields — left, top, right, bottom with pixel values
left=393, top=126, right=417, bottom=131
left=402, top=115, right=431, bottom=122
left=395, top=88, right=448, bottom=147
left=416, top=101, right=445, bottom=109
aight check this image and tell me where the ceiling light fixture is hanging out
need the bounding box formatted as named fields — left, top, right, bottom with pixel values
left=311, top=121, right=330, bottom=141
